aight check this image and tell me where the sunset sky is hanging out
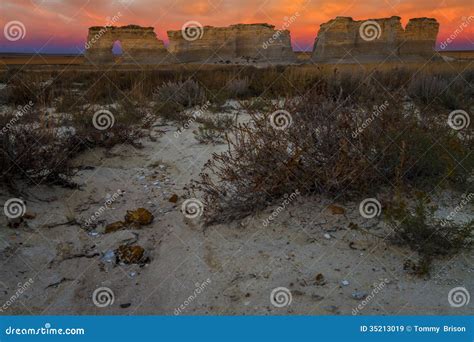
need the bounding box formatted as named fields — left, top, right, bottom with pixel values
left=0, top=0, right=473, bottom=53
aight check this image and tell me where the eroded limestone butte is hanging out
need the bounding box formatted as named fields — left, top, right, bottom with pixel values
left=167, top=23, right=296, bottom=64
left=85, top=25, right=170, bottom=64
left=312, top=16, right=439, bottom=62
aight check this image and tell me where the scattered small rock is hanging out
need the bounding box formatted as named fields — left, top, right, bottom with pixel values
left=311, top=294, right=324, bottom=301
left=323, top=233, right=331, bottom=240
left=168, top=194, right=179, bottom=203
left=125, top=208, right=154, bottom=226
left=105, top=221, right=126, bottom=234
left=351, top=291, right=368, bottom=300
left=116, top=245, right=146, bottom=264
left=23, top=212, right=36, bottom=220
left=341, top=280, right=350, bottom=286
left=328, top=204, right=345, bottom=215
left=324, top=305, right=340, bottom=314
left=7, top=217, right=23, bottom=228
left=101, top=250, right=116, bottom=263
left=315, top=273, right=326, bottom=286
left=348, top=222, right=359, bottom=230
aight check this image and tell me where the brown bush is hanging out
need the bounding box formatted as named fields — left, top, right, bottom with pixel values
left=0, top=102, right=145, bottom=187
left=190, top=89, right=473, bottom=224
left=0, top=112, right=79, bottom=187
left=386, top=194, right=473, bottom=276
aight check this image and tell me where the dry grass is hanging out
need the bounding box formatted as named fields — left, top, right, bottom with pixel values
left=189, top=87, right=473, bottom=224
left=1, top=62, right=473, bottom=192
left=386, top=194, right=473, bottom=276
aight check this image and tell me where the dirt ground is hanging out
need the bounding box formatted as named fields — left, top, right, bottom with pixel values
left=0, top=110, right=472, bottom=316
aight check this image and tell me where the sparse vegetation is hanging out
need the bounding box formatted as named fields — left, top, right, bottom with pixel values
left=1, top=63, right=473, bottom=199
left=194, top=114, right=234, bottom=144
left=0, top=110, right=79, bottom=187
left=152, top=79, right=207, bottom=121
left=190, top=87, right=473, bottom=224
left=0, top=103, right=144, bottom=187
left=0, top=61, right=473, bottom=312
left=386, top=194, right=473, bottom=276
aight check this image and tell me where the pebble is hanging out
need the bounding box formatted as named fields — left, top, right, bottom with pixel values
left=351, top=291, right=368, bottom=300
left=101, top=250, right=115, bottom=263
left=323, top=233, right=331, bottom=239
left=341, top=280, right=349, bottom=286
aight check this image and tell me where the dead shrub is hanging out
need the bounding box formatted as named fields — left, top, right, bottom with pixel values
left=194, top=115, right=234, bottom=144
left=224, top=78, right=250, bottom=98
left=190, top=89, right=473, bottom=224
left=152, top=79, right=208, bottom=122
left=407, top=74, right=448, bottom=104
left=153, top=79, right=207, bottom=108
left=386, top=194, right=473, bottom=276
left=70, top=105, right=144, bottom=149
left=0, top=101, right=146, bottom=187
left=0, top=111, right=79, bottom=187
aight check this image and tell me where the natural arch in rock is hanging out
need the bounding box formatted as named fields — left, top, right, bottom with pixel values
left=85, top=25, right=170, bottom=64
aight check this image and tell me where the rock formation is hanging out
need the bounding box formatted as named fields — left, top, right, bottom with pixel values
left=83, top=18, right=441, bottom=65
left=85, top=25, right=170, bottom=64
left=167, top=24, right=296, bottom=64
left=312, top=16, right=439, bottom=62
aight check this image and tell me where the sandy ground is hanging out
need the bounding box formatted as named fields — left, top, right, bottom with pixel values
left=0, top=110, right=472, bottom=316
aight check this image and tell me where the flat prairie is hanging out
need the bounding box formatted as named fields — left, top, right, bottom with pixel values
left=0, top=59, right=472, bottom=315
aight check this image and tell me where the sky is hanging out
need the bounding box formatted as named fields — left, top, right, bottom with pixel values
left=0, top=0, right=473, bottom=53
